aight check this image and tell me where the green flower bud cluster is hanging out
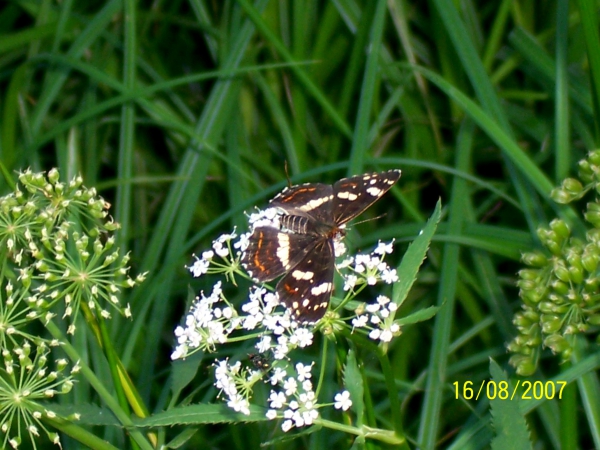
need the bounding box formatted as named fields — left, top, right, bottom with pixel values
left=0, top=169, right=119, bottom=269
left=509, top=151, right=600, bottom=376
left=0, top=169, right=146, bottom=448
left=550, top=149, right=600, bottom=204
left=0, top=341, right=76, bottom=449
left=0, top=169, right=145, bottom=332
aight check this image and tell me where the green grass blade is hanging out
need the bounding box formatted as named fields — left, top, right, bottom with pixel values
left=418, top=120, right=472, bottom=449
left=348, top=0, right=387, bottom=175
left=554, top=0, right=571, bottom=182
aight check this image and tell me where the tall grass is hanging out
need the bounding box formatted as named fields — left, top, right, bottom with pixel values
left=0, top=0, right=598, bottom=448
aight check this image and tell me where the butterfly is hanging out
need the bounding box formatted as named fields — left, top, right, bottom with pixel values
left=241, top=169, right=401, bottom=322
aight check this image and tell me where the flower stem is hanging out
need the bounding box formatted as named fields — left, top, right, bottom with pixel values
left=315, top=418, right=405, bottom=445
left=44, top=319, right=154, bottom=450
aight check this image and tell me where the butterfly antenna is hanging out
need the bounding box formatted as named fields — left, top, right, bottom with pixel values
left=350, top=213, right=388, bottom=227
left=284, top=161, right=292, bottom=187
left=341, top=213, right=388, bottom=249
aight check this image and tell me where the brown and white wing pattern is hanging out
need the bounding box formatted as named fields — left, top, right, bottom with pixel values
left=332, top=170, right=401, bottom=225
left=276, top=239, right=334, bottom=323
left=241, top=170, right=401, bottom=323
left=241, top=227, right=317, bottom=283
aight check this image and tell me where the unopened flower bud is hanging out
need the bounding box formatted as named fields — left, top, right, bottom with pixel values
left=550, top=219, right=570, bottom=239
left=543, top=334, right=570, bottom=354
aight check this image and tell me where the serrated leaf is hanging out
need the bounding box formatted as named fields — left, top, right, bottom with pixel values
left=395, top=305, right=440, bottom=326
left=489, top=359, right=532, bottom=450
left=132, top=403, right=269, bottom=427
left=343, top=349, right=364, bottom=423
left=392, top=199, right=441, bottom=310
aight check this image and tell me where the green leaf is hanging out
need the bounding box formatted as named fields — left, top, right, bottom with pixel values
left=489, top=359, right=532, bottom=450
left=395, top=305, right=440, bottom=326
left=262, top=424, right=322, bottom=447
left=343, top=349, right=364, bottom=423
left=392, top=198, right=442, bottom=310
left=132, top=404, right=269, bottom=427
left=170, top=351, right=204, bottom=402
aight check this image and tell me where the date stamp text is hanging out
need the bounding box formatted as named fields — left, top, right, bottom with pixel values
left=453, top=380, right=567, bottom=401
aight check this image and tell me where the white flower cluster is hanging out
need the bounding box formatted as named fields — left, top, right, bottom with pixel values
left=172, top=283, right=315, bottom=361
left=264, top=363, right=351, bottom=431
left=172, top=281, right=239, bottom=357
left=188, top=229, right=243, bottom=278
left=265, top=362, right=319, bottom=431
left=214, top=356, right=352, bottom=432
left=351, top=295, right=401, bottom=342
left=174, top=222, right=399, bottom=432
left=340, top=240, right=399, bottom=291
left=245, top=287, right=315, bottom=358
left=213, top=359, right=258, bottom=416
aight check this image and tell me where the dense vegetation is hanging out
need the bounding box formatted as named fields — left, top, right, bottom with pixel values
left=1, top=1, right=599, bottom=449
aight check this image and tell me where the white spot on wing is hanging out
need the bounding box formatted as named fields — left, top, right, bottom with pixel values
left=311, top=282, right=332, bottom=296
left=292, top=270, right=314, bottom=280
left=337, top=191, right=358, bottom=201
left=276, top=233, right=290, bottom=268
left=298, top=195, right=333, bottom=211
left=366, top=186, right=382, bottom=196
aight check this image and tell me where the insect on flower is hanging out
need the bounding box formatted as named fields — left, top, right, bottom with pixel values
left=242, top=170, right=401, bottom=323
left=248, top=352, right=272, bottom=371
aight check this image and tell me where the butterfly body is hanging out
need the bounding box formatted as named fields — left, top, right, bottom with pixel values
left=242, top=170, right=401, bottom=322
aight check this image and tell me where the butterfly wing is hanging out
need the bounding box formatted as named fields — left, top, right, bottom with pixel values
left=276, top=238, right=334, bottom=322
left=269, top=183, right=334, bottom=224
left=332, top=170, right=401, bottom=225
left=243, top=183, right=334, bottom=285
left=241, top=227, right=318, bottom=282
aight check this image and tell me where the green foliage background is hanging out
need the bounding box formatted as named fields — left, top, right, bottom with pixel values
left=1, top=0, right=599, bottom=448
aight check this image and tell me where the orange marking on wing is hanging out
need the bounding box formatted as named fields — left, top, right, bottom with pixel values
left=283, top=283, right=298, bottom=293
left=253, top=231, right=267, bottom=271
left=281, top=186, right=316, bottom=202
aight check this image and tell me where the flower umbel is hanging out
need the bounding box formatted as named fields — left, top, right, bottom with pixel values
left=0, top=169, right=146, bottom=448
left=31, top=231, right=143, bottom=334
left=351, top=295, right=401, bottom=342
left=0, top=169, right=145, bottom=336
left=187, top=229, right=240, bottom=282
left=341, top=240, right=399, bottom=291
left=172, top=281, right=238, bottom=356
left=0, top=277, right=44, bottom=351
left=0, top=341, right=74, bottom=449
